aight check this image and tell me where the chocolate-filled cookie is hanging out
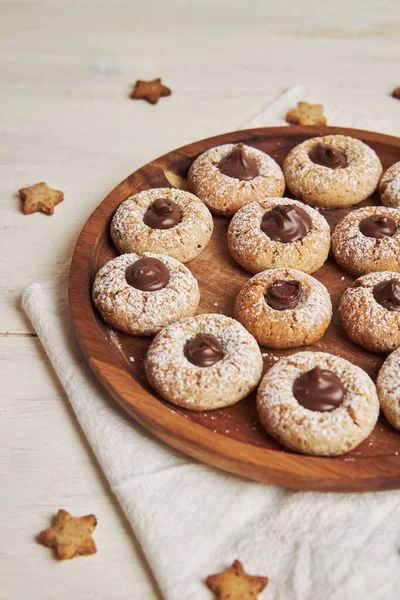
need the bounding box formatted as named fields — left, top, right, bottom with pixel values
left=332, top=206, right=400, bottom=276
left=92, top=253, right=199, bottom=335
left=188, top=143, right=285, bottom=217
left=283, top=135, right=382, bottom=208
left=377, top=348, right=400, bottom=431
left=257, top=351, right=379, bottom=456
left=227, top=198, right=330, bottom=274
left=234, top=268, right=332, bottom=348
left=339, top=271, right=400, bottom=354
left=111, top=188, right=213, bottom=263
left=379, top=161, right=400, bottom=208
left=145, top=314, right=263, bottom=410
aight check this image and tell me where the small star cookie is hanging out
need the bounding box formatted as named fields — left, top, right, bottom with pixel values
left=130, top=78, right=172, bottom=104
left=38, top=509, right=97, bottom=560
left=286, top=101, right=327, bottom=126
left=206, top=560, right=269, bottom=600
left=392, top=86, right=400, bottom=100
left=19, top=182, right=64, bottom=215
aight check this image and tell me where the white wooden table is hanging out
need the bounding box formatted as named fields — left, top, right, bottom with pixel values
left=1, top=1, right=400, bottom=598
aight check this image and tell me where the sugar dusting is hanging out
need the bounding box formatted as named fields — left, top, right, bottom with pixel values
left=339, top=271, right=400, bottom=353
left=110, top=188, right=213, bottom=260
left=332, top=206, right=400, bottom=273
left=145, top=314, right=263, bottom=409
left=380, top=161, right=400, bottom=208
left=237, top=267, right=332, bottom=330
left=377, top=347, right=400, bottom=430
left=283, top=135, right=382, bottom=206
left=92, top=253, right=199, bottom=335
left=257, top=351, right=379, bottom=455
left=228, top=197, right=330, bottom=268
left=188, top=143, right=285, bottom=214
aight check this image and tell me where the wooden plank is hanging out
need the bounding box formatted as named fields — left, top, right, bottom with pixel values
left=0, top=335, right=160, bottom=599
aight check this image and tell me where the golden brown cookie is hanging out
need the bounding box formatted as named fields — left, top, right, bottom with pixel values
left=332, top=206, right=400, bottom=276
left=188, top=143, right=285, bottom=217
left=145, top=314, right=263, bottom=410
left=257, top=351, right=379, bottom=456
left=19, top=182, right=64, bottom=215
left=227, top=198, right=330, bottom=274
left=339, top=272, right=400, bottom=354
left=92, top=253, right=199, bottom=336
left=111, top=188, right=213, bottom=263
left=283, top=135, right=382, bottom=208
left=38, top=509, right=97, bottom=560
left=234, top=268, right=332, bottom=349
left=205, top=560, right=269, bottom=600
left=377, top=348, right=400, bottom=431
left=285, top=101, right=327, bottom=126
left=130, top=78, right=171, bottom=104
left=379, top=161, right=400, bottom=208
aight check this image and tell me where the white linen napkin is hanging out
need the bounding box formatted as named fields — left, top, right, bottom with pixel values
left=22, top=87, right=400, bottom=600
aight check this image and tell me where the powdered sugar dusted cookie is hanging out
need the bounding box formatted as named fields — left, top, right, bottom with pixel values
left=257, top=351, right=379, bottom=456
left=111, top=188, right=213, bottom=263
left=92, top=253, right=199, bottom=335
left=145, top=314, right=263, bottom=410
left=377, top=348, right=400, bottom=431
left=188, top=143, right=285, bottom=216
left=379, top=161, right=400, bottom=208
left=234, top=268, right=332, bottom=349
left=227, top=198, right=330, bottom=274
left=283, top=135, right=382, bottom=208
left=339, top=271, right=400, bottom=354
left=332, top=206, right=400, bottom=276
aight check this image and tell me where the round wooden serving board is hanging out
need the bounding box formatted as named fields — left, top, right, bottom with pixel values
left=70, top=126, right=400, bottom=492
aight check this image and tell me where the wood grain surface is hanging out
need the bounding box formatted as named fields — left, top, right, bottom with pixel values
left=2, top=2, right=400, bottom=598
left=70, top=125, right=400, bottom=492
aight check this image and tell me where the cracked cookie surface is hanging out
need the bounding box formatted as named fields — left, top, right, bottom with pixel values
left=145, top=314, right=263, bottom=410
left=283, top=135, right=382, bottom=208
left=92, top=253, right=199, bottom=335
left=332, top=206, right=400, bottom=276
left=227, top=198, right=330, bottom=274
left=188, top=143, right=285, bottom=217
left=234, top=268, right=332, bottom=349
left=379, top=161, right=400, bottom=208
left=377, top=348, right=400, bottom=431
left=111, top=188, right=213, bottom=263
left=257, top=351, right=379, bottom=456
left=339, top=271, right=400, bottom=353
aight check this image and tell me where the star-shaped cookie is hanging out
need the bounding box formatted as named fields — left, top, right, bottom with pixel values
left=286, top=101, right=327, bottom=126
left=130, top=78, right=172, bottom=104
left=38, top=509, right=97, bottom=560
left=205, top=560, right=269, bottom=600
left=19, top=182, right=64, bottom=215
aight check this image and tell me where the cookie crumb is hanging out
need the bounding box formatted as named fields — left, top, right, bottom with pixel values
left=130, top=78, right=171, bottom=105
left=205, top=560, right=268, bottom=599
left=285, top=101, right=327, bottom=126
